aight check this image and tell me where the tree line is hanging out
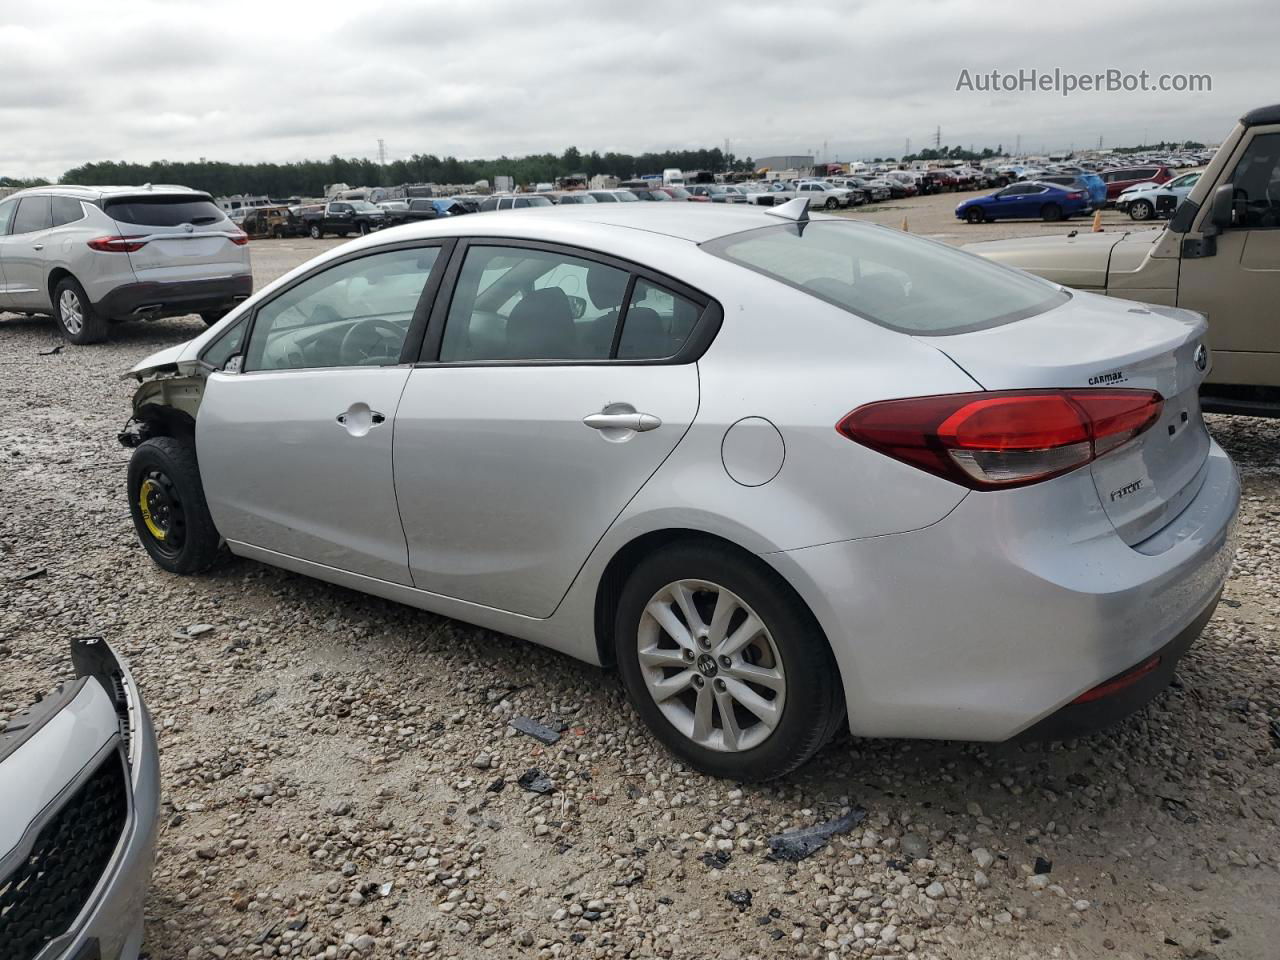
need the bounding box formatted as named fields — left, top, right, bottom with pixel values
left=56, top=147, right=755, bottom=198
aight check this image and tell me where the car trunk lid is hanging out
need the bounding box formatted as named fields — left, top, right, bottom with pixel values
left=103, top=194, right=247, bottom=285
left=923, top=293, right=1211, bottom=546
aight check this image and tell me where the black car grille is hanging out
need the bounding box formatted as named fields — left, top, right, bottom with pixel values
left=0, top=752, right=128, bottom=960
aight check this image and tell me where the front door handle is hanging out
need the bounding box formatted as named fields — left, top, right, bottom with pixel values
left=335, top=404, right=385, bottom=437
left=583, top=412, right=661, bottom=432
left=32, top=244, right=44, bottom=251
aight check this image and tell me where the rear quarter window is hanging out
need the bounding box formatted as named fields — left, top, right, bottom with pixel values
left=703, top=221, right=1069, bottom=336
left=105, top=196, right=226, bottom=226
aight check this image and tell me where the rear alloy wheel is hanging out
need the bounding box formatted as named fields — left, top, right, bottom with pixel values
left=965, top=207, right=986, bottom=224
left=53, top=277, right=108, bottom=345
left=824, top=197, right=839, bottom=210
left=309, top=223, right=322, bottom=240
left=1041, top=203, right=1063, bottom=222
left=615, top=542, right=843, bottom=780
left=127, top=437, right=225, bottom=574
left=1129, top=199, right=1155, bottom=221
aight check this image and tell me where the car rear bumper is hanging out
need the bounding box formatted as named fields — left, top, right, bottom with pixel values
left=94, top=274, right=253, bottom=320
left=0, top=640, right=160, bottom=960
left=766, top=439, right=1239, bottom=742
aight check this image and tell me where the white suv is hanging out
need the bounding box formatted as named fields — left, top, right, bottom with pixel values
left=0, top=185, right=252, bottom=344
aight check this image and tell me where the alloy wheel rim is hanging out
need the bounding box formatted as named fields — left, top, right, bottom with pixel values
left=637, top=579, right=786, bottom=752
left=59, top=290, right=83, bottom=335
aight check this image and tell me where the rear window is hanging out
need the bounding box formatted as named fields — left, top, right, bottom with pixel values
left=104, top=195, right=226, bottom=226
left=703, top=221, right=1069, bottom=336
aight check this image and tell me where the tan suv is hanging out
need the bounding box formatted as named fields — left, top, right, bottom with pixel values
left=967, top=103, right=1280, bottom=416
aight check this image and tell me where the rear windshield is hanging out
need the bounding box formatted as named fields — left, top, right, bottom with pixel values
left=105, top=195, right=226, bottom=226
left=703, top=221, right=1069, bottom=335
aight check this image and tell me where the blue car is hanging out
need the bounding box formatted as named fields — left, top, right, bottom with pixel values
left=1050, top=166, right=1107, bottom=207
left=956, top=181, right=1092, bottom=223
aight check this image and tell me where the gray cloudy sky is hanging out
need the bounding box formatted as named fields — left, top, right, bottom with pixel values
left=2, top=0, right=1274, bottom=178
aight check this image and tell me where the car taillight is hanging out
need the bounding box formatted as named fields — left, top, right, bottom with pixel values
left=837, top=389, right=1163, bottom=490
left=229, top=231, right=250, bottom=245
left=87, top=235, right=147, bottom=253
left=1068, top=192, right=1084, bottom=200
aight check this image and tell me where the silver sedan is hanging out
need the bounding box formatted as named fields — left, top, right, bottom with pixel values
left=120, top=199, right=1238, bottom=780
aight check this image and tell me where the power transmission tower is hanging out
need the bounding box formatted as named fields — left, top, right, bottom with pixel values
left=905, top=137, right=911, bottom=156
left=934, top=126, right=941, bottom=149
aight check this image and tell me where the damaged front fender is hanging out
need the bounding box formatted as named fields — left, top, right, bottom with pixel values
left=118, top=345, right=209, bottom=448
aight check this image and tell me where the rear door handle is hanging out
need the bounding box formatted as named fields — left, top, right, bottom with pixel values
left=583, top=412, right=661, bottom=432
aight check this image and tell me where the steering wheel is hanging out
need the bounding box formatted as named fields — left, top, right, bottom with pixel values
left=339, top=318, right=402, bottom=366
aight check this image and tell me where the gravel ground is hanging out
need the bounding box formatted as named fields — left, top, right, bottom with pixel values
left=2, top=199, right=1278, bottom=960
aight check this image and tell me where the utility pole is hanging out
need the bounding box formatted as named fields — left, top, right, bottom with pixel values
left=1015, top=134, right=1022, bottom=155
left=377, top=138, right=387, bottom=166
left=905, top=137, right=911, bottom=157
left=934, top=126, right=941, bottom=149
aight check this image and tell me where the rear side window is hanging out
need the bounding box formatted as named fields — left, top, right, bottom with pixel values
left=104, top=196, right=226, bottom=226
left=52, top=197, right=85, bottom=226
left=704, top=221, right=1069, bottom=336
left=617, top=280, right=700, bottom=359
left=11, top=195, right=52, bottom=234
left=440, top=246, right=629, bottom=362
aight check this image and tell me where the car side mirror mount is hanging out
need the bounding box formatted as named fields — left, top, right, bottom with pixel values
left=224, top=355, right=243, bottom=374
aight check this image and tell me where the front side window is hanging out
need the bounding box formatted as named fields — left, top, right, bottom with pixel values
left=245, top=247, right=439, bottom=371
left=11, top=195, right=52, bottom=234
left=0, top=198, right=15, bottom=235
left=704, top=221, right=1068, bottom=336
left=617, top=280, right=700, bottom=359
left=1228, top=132, right=1280, bottom=228
left=440, top=246, right=630, bottom=362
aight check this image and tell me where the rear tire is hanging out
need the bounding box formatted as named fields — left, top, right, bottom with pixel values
left=1129, top=199, right=1154, bottom=221
left=965, top=207, right=986, bottom=224
left=1041, top=203, right=1063, bottom=222
left=53, top=277, right=108, bottom=345
left=614, top=541, right=843, bottom=781
left=127, top=437, right=225, bottom=575
left=824, top=198, right=839, bottom=210
left=308, top=223, right=322, bottom=240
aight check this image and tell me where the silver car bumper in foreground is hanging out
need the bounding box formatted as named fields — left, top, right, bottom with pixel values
left=0, top=638, right=160, bottom=960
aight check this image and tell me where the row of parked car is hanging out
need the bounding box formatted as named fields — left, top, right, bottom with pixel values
left=955, top=161, right=1207, bottom=223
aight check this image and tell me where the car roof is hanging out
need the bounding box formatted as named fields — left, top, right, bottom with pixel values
left=371, top=201, right=833, bottom=245
left=4, top=184, right=210, bottom=201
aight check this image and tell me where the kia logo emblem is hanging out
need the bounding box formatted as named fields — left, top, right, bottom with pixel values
left=1194, top=344, right=1208, bottom=372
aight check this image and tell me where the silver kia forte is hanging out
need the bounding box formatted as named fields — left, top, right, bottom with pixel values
left=120, top=199, right=1238, bottom=781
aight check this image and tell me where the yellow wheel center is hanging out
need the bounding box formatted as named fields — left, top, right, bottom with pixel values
left=139, top=478, right=167, bottom=541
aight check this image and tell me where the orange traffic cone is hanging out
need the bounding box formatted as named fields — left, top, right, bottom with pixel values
left=900, top=217, right=909, bottom=232
left=1091, top=210, right=1103, bottom=233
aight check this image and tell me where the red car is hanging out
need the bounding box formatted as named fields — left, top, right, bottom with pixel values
left=1100, top=165, right=1172, bottom=203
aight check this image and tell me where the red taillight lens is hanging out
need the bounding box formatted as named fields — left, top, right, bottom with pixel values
left=1069, top=192, right=1084, bottom=200
left=87, top=235, right=147, bottom=253
left=1071, top=654, right=1161, bottom=704
left=229, top=231, right=249, bottom=245
left=838, top=389, right=1163, bottom=490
